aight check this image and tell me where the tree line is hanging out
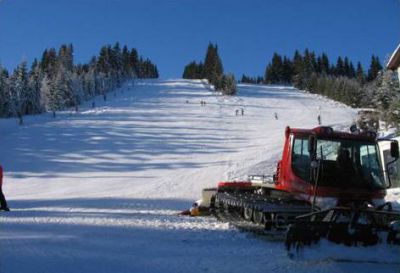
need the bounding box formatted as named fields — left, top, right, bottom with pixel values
left=263, top=50, right=382, bottom=85
left=182, top=43, right=237, bottom=95
left=241, top=50, right=382, bottom=85
left=0, top=42, right=158, bottom=123
left=241, top=49, right=399, bottom=130
left=240, top=75, right=263, bottom=84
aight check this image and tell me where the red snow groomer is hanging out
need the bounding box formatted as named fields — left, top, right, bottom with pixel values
left=193, top=126, right=400, bottom=252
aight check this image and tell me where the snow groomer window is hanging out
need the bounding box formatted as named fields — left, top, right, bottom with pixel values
left=292, top=138, right=310, bottom=180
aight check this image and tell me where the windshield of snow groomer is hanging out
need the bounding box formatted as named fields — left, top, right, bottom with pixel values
left=291, top=137, right=385, bottom=189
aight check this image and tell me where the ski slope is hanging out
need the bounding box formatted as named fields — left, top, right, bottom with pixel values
left=0, top=79, right=398, bottom=273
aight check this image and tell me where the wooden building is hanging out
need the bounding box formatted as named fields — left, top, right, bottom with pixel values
left=387, top=44, right=400, bottom=83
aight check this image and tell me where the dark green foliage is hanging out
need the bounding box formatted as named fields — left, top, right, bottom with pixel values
left=41, top=48, right=58, bottom=77
left=367, top=55, right=383, bottom=82
left=264, top=53, right=294, bottom=84
left=129, top=49, right=139, bottom=76
left=183, top=61, right=204, bottom=79
left=0, top=66, right=11, bottom=117
left=240, top=74, right=263, bottom=84
left=137, top=58, right=159, bottom=79
left=317, top=53, right=330, bottom=74
left=204, top=43, right=224, bottom=86
left=335, top=57, right=345, bottom=76
left=282, top=57, right=294, bottom=83
left=356, top=62, right=365, bottom=84
left=265, top=49, right=372, bottom=86
left=58, top=44, right=74, bottom=71
left=182, top=43, right=235, bottom=95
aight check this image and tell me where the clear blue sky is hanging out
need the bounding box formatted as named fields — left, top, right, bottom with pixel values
left=0, top=0, right=399, bottom=78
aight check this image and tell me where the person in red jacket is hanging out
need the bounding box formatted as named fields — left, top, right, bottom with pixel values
left=0, top=165, right=10, bottom=211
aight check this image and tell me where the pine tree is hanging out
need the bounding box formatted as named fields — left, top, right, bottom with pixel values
left=319, top=53, right=330, bottom=74
left=335, top=57, right=345, bottom=76
left=9, top=62, right=29, bottom=124
left=71, top=71, right=83, bottom=110
left=373, top=70, right=400, bottom=119
left=343, top=57, right=350, bottom=77
left=367, top=55, right=383, bottom=81
left=282, top=56, right=293, bottom=83
left=220, top=73, right=237, bottom=95
left=0, top=66, right=11, bottom=117
left=348, top=61, right=356, bottom=78
left=265, top=53, right=284, bottom=83
left=58, top=44, right=74, bottom=71
left=41, top=48, right=58, bottom=78
left=122, top=45, right=132, bottom=79
left=303, top=49, right=317, bottom=75
left=83, top=66, right=97, bottom=100
left=356, top=62, right=365, bottom=83
left=111, top=42, right=123, bottom=86
left=129, top=48, right=139, bottom=77
left=204, top=43, right=223, bottom=86
left=41, top=68, right=72, bottom=117
left=97, top=46, right=111, bottom=75
left=41, top=75, right=56, bottom=117
left=292, top=50, right=304, bottom=88
left=183, top=61, right=201, bottom=79
left=28, top=59, right=44, bottom=114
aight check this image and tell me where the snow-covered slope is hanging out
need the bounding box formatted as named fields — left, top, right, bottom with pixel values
left=0, top=79, right=397, bottom=273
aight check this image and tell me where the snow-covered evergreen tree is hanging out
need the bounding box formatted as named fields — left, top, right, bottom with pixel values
left=41, top=72, right=66, bottom=118
left=0, top=66, right=11, bottom=117
left=9, top=62, right=29, bottom=124
left=54, top=65, right=74, bottom=109
left=221, top=73, right=237, bottom=95
left=374, top=70, right=400, bottom=129
left=372, top=70, right=398, bottom=112
left=27, top=59, right=44, bottom=114
left=83, top=67, right=97, bottom=100
left=111, top=42, right=123, bottom=87
left=204, top=43, right=223, bottom=86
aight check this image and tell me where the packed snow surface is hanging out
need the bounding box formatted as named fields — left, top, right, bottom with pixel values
left=0, top=79, right=399, bottom=273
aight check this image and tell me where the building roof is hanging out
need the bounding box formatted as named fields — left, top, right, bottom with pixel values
left=387, top=43, right=400, bottom=70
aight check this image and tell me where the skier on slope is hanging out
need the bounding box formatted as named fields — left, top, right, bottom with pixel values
left=0, top=165, right=9, bottom=211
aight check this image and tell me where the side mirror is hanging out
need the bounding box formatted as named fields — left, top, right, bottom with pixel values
left=391, top=141, right=399, bottom=159
left=308, top=135, right=317, bottom=155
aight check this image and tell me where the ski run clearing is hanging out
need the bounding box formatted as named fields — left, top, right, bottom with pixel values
left=0, top=79, right=399, bottom=273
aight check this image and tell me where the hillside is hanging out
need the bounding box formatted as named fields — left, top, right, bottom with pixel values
left=0, top=79, right=398, bottom=273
